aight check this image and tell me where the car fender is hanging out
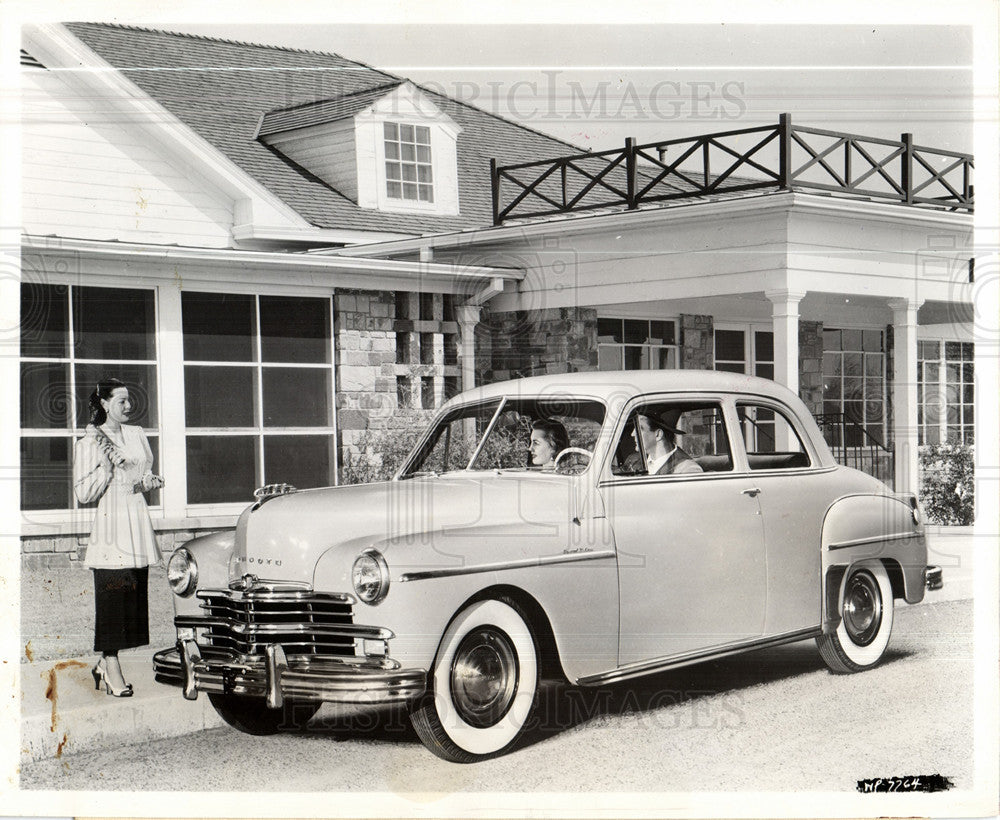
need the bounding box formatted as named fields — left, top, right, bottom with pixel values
left=820, top=493, right=927, bottom=631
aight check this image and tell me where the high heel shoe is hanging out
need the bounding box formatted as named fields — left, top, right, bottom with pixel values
left=92, top=659, right=133, bottom=697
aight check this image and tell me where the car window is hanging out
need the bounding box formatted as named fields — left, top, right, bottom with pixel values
left=736, top=402, right=811, bottom=469
left=402, top=397, right=605, bottom=476
left=611, top=402, right=732, bottom=476
left=470, top=398, right=605, bottom=473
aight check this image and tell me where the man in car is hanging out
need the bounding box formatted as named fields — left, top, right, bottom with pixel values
left=633, top=407, right=704, bottom=475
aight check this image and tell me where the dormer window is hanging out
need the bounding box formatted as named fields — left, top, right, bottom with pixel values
left=257, top=82, right=460, bottom=217
left=384, top=123, right=434, bottom=203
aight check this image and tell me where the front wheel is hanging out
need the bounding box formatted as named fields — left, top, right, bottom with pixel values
left=816, top=561, right=894, bottom=674
left=208, top=693, right=320, bottom=735
left=410, top=598, right=539, bottom=763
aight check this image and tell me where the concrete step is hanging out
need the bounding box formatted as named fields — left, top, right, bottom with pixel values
left=20, top=648, right=223, bottom=765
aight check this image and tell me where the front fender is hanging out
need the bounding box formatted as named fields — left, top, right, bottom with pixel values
left=171, top=529, right=236, bottom=619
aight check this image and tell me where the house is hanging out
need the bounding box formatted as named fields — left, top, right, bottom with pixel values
left=19, top=23, right=975, bottom=560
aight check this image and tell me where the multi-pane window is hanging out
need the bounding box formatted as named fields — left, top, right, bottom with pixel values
left=918, top=340, right=974, bottom=444
left=182, top=293, right=334, bottom=504
left=822, top=329, right=885, bottom=447
left=384, top=123, right=433, bottom=202
left=714, top=328, right=773, bottom=378
left=598, top=319, right=678, bottom=370
left=20, top=283, right=159, bottom=510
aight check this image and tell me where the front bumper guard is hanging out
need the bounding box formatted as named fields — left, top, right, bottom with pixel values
left=153, top=640, right=426, bottom=708
left=924, top=565, right=943, bottom=591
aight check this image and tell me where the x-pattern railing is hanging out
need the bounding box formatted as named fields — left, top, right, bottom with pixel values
left=491, top=113, right=973, bottom=224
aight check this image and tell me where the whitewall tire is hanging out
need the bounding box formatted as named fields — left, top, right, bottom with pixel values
left=410, top=597, right=539, bottom=763
left=817, top=560, right=894, bottom=674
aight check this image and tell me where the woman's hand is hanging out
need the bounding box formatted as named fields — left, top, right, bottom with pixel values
left=142, top=473, right=165, bottom=491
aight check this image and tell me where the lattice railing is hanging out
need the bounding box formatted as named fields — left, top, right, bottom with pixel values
left=491, top=113, right=973, bottom=224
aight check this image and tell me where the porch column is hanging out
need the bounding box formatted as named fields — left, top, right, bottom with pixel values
left=765, top=289, right=806, bottom=398
left=455, top=305, right=480, bottom=392
left=766, top=290, right=806, bottom=451
left=888, top=298, right=923, bottom=493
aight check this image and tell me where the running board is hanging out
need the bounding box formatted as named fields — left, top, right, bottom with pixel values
left=577, top=626, right=823, bottom=687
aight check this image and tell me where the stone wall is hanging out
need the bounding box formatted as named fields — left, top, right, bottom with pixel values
left=799, top=320, right=824, bottom=414
left=21, top=528, right=219, bottom=567
left=479, top=307, right=598, bottom=381
left=680, top=314, right=714, bottom=370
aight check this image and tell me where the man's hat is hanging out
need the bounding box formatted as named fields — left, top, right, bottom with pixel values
left=639, top=407, right=687, bottom=436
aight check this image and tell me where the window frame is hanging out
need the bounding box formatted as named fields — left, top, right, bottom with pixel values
left=19, top=283, right=161, bottom=516
left=917, top=337, right=974, bottom=445
left=821, top=326, right=887, bottom=448
left=181, top=291, right=337, bottom=511
left=597, top=317, right=680, bottom=372
left=734, top=398, right=814, bottom=471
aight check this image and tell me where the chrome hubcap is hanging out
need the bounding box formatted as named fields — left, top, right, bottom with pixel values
left=450, top=627, right=518, bottom=728
left=843, top=570, right=882, bottom=647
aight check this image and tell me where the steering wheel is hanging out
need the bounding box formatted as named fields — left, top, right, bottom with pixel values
left=553, top=447, right=593, bottom=475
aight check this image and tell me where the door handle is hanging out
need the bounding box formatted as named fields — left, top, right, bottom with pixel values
left=742, top=487, right=762, bottom=497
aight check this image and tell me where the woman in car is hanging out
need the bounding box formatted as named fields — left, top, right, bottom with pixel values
left=528, top=418, right=570, bottom=470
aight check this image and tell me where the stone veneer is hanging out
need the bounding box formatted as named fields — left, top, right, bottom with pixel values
left=798, top=320, right=824, bottom=414
left=680, top=314, right=714, bottom=370
left=478, top=307, right=598, bottom=381
left=21, top=528, right=217, bottom=566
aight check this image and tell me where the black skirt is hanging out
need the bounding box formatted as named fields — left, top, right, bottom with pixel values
left=93, top=567, right=149, bottom=654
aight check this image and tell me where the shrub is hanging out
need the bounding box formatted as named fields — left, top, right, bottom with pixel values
left=918, top=443, right=975, bottom=525
left=338, top=417, right=426, bottom=485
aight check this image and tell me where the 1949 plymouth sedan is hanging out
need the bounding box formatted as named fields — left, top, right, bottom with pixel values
left=155, top=371, right=942, bottom=762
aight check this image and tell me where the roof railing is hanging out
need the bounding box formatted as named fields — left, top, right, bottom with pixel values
left=490, top=113, right=973, bottom=225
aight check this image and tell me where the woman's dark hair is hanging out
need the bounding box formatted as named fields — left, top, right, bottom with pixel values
left=88, top=378, right=127, bottom=426
left=531, top=417, right=570, bottom=454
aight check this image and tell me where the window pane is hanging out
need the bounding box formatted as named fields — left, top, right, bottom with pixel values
left=418, top=186, right=434, bottom=203
left=754, top=331, right=774, bottom=362
left=823, top=352, right=841, bottom=378
left=74, top=363, right=157, bottom=428
left=824, top=378, right=841, bottom=400
left=755, top=363, right=774, bottom=381
left=20, top=282, right=69, bottom=358
left=416, top=145, right=431, bottom=163
left=185, top=366, right=256, bottom=427
left=186, top=435, right=257, bottom=504
left=400, top=124, right=414, bottom=142
left=386, top=162, right=401, bottom=180
left=21, top=437, right=71, bottom=510
left=387, top=181, right=402, bottom=198
left=841, top=329, right=862, bottom=351
left=649, top=321, right=675, bottom=346
left=383, top=122, right=397, bottom=140
left=385, top=141, right=399, bottom=160
left=73, top=287, right=155, bottom=361
left=865, top=354, right=883, bottom=377
left=262, top=368, right=332, bottom=427
left=417, top=165, right=433, bottom=183
left=264, top=434, right=332, bottom=490
left=401, top=143, right=416, bottom=162
left=918, top=340, right=940, bottom=359
left=623, top=346, right=643, bottom=370
left=714, top=329, right=745, bottom=362
left=183, top=293, right=256, bottom=362
left=598, top=346, right=622, bottom=371
left=843, top=352, right=863, bottom=378
left=715, top=362, right=745, bottom=374
left=415, top=126, right=430, bottom=143
left=862, top=330, right=882, bottom=352
left=597, top=319, right=622, bottom=344
left=260, top=296, right=330, bottom=364
left=945, top=341, right=962, bottom=361
left=402, top=164, right=417, bottom=182
left=823, top=329, right=842, bottom=350
left=403, top=183, right=417, bottom=199
left=21, top=362, right=71, bottom=429
left=656, top=348, right=677, bottom=369
left=623, top=320, right=647, bottom=344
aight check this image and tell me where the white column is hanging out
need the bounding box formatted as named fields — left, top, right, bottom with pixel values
left=888, top=298, right=923, bottom=494
left=156, top=284, right=188, bottom=522
left=455, top=305, right=480, bottom=393
left=765, top=289, right=806, bottom=396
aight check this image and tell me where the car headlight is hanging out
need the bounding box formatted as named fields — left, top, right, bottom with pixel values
left=352, top=549, right=390, bottom=605
left=167, top=548, right=198, bottom=597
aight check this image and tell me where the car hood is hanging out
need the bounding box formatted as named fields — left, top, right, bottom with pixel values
left=231, top=474, right=580, bottom=585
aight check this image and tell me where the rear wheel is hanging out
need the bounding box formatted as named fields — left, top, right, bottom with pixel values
left=817, top=561, right=894, bottom=674
left=208, top=693, right=319, bottom=735
left=410, top=598, right=539, bottom=763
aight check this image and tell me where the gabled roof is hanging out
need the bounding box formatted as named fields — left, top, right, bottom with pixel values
left=63, top=23, right=582, bottom=236
left=257, top=82, right=403, bottom=138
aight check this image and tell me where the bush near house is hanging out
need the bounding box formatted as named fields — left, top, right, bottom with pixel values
left=918, top=443, right=975, bottom=525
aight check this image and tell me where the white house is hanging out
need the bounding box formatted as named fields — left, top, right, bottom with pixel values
left=19, top=23, right=975, bottom=560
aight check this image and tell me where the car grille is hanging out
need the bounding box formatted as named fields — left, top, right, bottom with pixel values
left=192, top=589, right=357, bottom=657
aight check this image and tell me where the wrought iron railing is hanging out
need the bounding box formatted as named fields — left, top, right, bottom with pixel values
left=491, top=113, right=973, bottom=224
left=813, top=412, right=895, bottom=487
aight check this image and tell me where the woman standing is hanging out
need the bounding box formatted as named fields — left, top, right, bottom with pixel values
left=73, top=378, right=163, bottom=697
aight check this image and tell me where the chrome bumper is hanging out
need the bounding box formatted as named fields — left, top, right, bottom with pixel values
left=924, top=565, right=944, bottom=591
left=153, top=640, right=426, bottom=707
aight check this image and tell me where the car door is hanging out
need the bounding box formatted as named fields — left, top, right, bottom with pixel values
left=601, top=397, right=767, bottom=666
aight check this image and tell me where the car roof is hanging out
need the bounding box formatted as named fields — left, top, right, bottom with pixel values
left=446, top=369, right=804, bottom=406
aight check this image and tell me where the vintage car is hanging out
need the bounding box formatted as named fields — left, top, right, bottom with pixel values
left=154, top=371, right=942, bottom=762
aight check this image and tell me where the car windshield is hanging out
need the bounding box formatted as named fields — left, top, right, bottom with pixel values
left=400, top=397, right=606, bottom=477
